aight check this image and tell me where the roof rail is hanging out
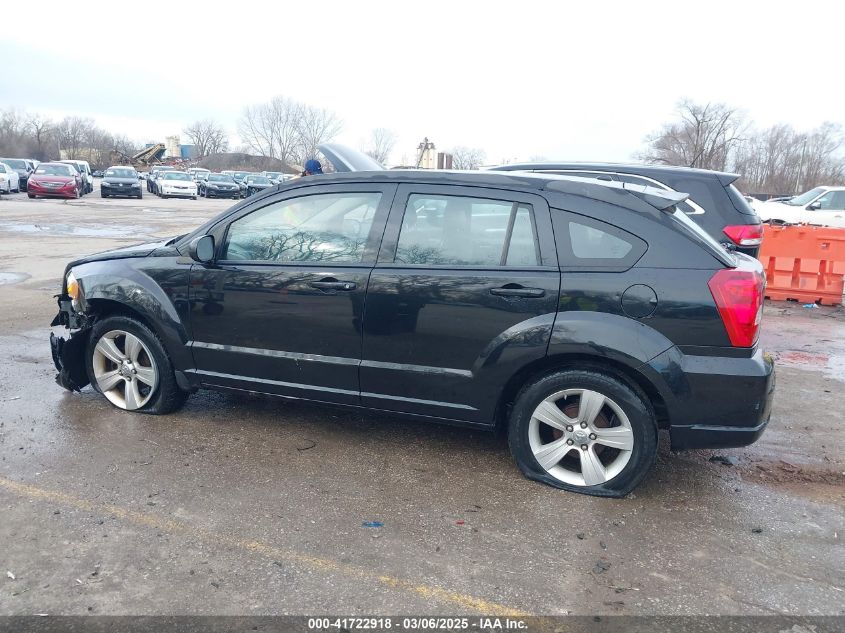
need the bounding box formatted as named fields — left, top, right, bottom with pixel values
left=544, top=175, right=688, bottom=212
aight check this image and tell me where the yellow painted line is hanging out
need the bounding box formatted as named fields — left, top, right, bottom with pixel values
left=0, top=476, right=527, bottom=616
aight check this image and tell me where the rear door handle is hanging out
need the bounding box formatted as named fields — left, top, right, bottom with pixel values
left=310, top=280, right=357, bottom=291
left=490, top=286, right=545, bottom=298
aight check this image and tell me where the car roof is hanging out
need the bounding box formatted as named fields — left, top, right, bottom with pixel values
left=490, top=162, right=740, bottom=185
left=272, top=169, right=688, bottom=212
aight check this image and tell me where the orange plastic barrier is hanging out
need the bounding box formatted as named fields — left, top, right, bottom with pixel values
left=757, top=224, right=845, bottom=306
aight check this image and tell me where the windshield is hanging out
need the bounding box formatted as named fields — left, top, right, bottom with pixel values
left=35, top=164, right=74, bottom=176
left=105, top=168, right=136, bottom=178
left=249, top=176, right=271, bottom=184
left=1, top=159, right=26, bottom=169
left=162, top=172, right=191, bottom=181
left=264, top=172, right=282, bottom=178
left=233, top=172, right=249, bottom=179
left=786, top=187, right=826, bottom=206
left=208, top=174, right=234, bottom=182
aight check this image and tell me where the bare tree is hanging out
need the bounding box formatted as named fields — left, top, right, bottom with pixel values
left=56, top=116, right=96, bottom=159
left=25, top=113, right=54, bottom=161
left=363, top=128, right=397, bottom=164
left=639, top=99, right=748, bottom=171
left=183, top=119, right=229, bottom=158
left=238, top=96, right=341, bottom=168
left=112, top=134, right=139, bottom=159
left=451, top=146, right=486, bottom=170
left=292, top=104, right=342, bottom=166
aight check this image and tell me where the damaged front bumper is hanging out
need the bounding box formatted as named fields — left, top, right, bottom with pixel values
left=50, top=297, right=91, bottom=392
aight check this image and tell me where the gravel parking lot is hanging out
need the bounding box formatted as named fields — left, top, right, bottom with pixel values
left=0, top=184, right=843, bottom=616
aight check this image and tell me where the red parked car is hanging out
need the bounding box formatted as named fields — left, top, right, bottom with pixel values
left=27, top=163, right=82, bottom=199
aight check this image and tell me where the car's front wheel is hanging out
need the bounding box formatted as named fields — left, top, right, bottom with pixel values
left=86, top=316, right=187, bottom=414
left=508, top=369, right=657, bottom=497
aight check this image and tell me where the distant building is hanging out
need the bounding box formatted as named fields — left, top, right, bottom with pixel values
left=149, top=137, right=198, bottom=161
left=415, top=138, right=453, bottom=169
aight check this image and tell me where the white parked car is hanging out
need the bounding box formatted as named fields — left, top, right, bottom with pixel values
left=57, top=159, right=94, bottom=194
left=157, top=171, right=198, bottom=199
left=0, top=162, right=21, bottom=193
left=755, top=186, right=845, bottom=228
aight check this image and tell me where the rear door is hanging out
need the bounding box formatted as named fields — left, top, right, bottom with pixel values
left=360, top=184, right=560, bottom=423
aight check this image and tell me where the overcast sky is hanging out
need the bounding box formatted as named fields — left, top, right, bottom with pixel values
left=2, top=0, right=843, bottom=165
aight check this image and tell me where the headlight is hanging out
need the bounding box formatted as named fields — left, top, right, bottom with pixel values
left=65, top=271, right=82, bottom=311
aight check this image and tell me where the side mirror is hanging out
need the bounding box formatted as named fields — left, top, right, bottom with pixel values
left=808, top=201, right=822, bottom=211
left=188, top=235, right=215, bottom=264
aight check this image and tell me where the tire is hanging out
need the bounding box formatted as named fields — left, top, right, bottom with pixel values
left=137, top=193, right=143, bottom=199
left=27, top=193, right=35, bottom=199
left=508, top=369, right=657, bottom=497
left=86, top=315, right=187, bottom=414
left=13, top=182, right=20, bottom=193
left=191, top=196, right=196, bottom=200
left=101, top=193, right=108, bottom=198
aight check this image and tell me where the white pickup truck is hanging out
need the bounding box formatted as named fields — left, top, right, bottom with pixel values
left=754, top=186, right=845, bottom=228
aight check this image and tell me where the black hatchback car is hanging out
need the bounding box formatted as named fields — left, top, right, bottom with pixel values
left=490, top=163, right=764, bottom=257
left=100, top=166, right=142, bottom=199
left=49, top=147, right=774, bottom=497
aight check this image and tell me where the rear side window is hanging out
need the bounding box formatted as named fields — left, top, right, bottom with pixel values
left=552, top=210, right=646, bottom=270
left=395, top=194, right=540, bottom=267
left=725, top=184, right=759, bottom=217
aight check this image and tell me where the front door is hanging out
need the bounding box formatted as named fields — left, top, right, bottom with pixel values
left=806, top=190, right=845, bottom=227
left=188, top=184, right=396, bottom=404
left=360, top=184, right=560, bottom=423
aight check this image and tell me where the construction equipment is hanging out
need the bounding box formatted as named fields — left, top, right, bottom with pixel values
left=130, top=144, right=166, bottom=166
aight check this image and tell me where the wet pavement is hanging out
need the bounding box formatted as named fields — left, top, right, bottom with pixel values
left=0, top=186, right=843, bottom=615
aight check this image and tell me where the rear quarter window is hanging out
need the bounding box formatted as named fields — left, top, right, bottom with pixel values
left=552, top=209, right=647, bottom=271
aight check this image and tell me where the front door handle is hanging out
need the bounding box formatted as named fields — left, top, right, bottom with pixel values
left=310, top=280, right=357, bottom=291
left=490, top=286, right=545, bottom=298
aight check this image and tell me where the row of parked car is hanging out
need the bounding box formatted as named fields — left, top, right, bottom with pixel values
left=139, top=166, right=294, bottom=200
left=0, top=156, right=96, bottom=198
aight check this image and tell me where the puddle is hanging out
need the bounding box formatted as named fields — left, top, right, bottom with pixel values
left=772, top=349, right=845, bottom=382
left=0, top=272, right=31, bottom=285
left=0, top=222, right=154, bottom=239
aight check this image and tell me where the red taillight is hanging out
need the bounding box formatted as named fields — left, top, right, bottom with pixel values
left=708, top=269, right=765, bottom=347
left=723, top=224, right=763, bottom=246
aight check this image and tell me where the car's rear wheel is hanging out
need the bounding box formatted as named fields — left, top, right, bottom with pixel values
left=86, top=316, right=187, bottom=414
left=508, top=369, right=657, bottom=497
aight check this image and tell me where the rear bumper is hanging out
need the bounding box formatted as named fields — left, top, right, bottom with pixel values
left=643, top=346, right=775, bottom=450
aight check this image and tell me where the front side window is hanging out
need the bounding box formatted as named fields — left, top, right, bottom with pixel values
left=813, top=191, right=845, bottom=211
left=394, top=194, right=539, bottom=267
left=223, top=192, right=382, bottom=263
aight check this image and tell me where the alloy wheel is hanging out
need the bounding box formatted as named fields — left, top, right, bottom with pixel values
left=92, top=329, right=159, bottom=410
left=528, top=389, right=634, bottom=486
